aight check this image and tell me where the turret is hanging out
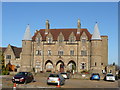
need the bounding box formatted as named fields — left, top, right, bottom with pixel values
left=20, top=24, right=33, bottom=72
left=91, top=23, right=102, bottom=73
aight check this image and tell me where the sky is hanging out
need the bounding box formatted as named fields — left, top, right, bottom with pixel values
left=2, top=2, right=118, bottom=65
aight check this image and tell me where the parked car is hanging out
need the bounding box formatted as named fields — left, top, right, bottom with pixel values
left=60, top=72, right=70, bottom=79
left=104, top=73, right=115, bottom=81
left=12, top=72, right=34, bottom=84
left=47, top=73, right=65, bottom=85
left=90, top=73, right=100, bottom=80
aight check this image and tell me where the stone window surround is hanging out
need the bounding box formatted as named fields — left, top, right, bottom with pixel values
left=80, top=62, right=86, bottom=69
left=6, top=55, right=11, bottom=59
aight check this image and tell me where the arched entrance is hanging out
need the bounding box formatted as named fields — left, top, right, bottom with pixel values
left=67, top=60, right=76, bottom=72
left=45, top=60, right=53, bottom=72
left=56, top=60, right=64, bottom=72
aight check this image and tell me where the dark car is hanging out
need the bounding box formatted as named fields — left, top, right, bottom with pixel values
left=90, top=73, right=100, bottom=80
left=12, top=72, right=34, bottom=84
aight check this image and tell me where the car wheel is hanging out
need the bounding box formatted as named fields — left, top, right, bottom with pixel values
left=24, top=80, right=27, bottom=84
left=90, top=77, right=92, bottom=80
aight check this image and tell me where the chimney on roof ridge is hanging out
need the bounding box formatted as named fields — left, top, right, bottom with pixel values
left=45, top=20, right=50, bottom=34
left=77, top=19, right=81, bottom=34
left=35, top=30, right=38, bottom=34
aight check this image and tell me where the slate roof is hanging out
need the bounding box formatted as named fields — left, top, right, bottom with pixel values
left=91, top=23, right=101, bottom=40
left=0, top=45, right=22, bottom=58
left=32, top=28, right=92, bottom=41
left=10, top=46, right=22, bottom=58
left=23, top=24, right=32, bottom=40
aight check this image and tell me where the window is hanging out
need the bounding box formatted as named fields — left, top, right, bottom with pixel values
left=82, top=39, right=86, bottom=43
left=81, top=50, right=87, bottom=56
left=6, top=55, right=11, bottom=59
left=101, top=63, right=103, bottom=65
left=69, top=36, right=74, bottom=43
left=48, top=37, right=52, bottom=43
left=95, top=62, right=97, bottom=66
left=36, top=50, right=42, bottom=55
left=47, top=65, right=53, bottom=69
left=58, top=37, right=63, bottom=43
left=48, top=50, right=52, bottom=55
left=37, top=37, right=40, bottom=43
left=36, top=62, right=41, bottom=68
left=58, top=50, right=64, bottom=56
left=81, top=63, right=86, bottom=69
left=70, top=50, right=74, bottom=55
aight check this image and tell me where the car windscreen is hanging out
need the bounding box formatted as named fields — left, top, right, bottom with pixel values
left=107, top=74, right=113, bottom=76
left=92, top=73, right=99, bottom=75
left=49, top=74, right=59, bottom=77
left=16, top=72, right=27, bottom=76
left=61, top=73, right=67, bottom=74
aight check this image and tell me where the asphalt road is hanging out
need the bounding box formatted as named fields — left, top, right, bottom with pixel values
left=1, top=74, right=119, bottom=88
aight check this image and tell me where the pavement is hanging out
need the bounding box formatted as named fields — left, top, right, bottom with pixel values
left=1, top=73, right=120, bottom=89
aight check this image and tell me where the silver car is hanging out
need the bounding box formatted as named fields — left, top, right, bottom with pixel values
left=47, top=73, right=65, bottom=85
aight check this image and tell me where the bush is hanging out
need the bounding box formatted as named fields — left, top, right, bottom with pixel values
left=118, top=74, right=120, bottom=79
left=2, top=68, right=9, bottom=75
left=81, top=70, right=90, bottom=74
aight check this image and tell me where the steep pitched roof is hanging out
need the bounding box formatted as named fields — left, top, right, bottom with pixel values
left=1, top=45, right=22, bottom=58
left=32, top=28, right=92, bottom=41
left=0, top=47, right=7, bottom=53
left=10, top=45, right=22, bottom=58
left=91, top=23, right=101, bottom=40
left=23, top=24, right=32, bottom=40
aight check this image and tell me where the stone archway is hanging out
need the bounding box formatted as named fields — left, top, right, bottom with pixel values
left=56, top=60, right=64, bottom=72
left=45, top=60, right=53, bottom=72
left=67, top=60, right=76, bottom=72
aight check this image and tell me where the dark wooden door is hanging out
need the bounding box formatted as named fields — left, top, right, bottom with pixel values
left=60, top=64, right=64, bottom=72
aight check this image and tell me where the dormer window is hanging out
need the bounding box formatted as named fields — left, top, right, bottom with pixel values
left=69, top=36, right=74, bottom=43
left=36, top=37, right=40, bottom=43
left=48, top=37, right=52, bottom=43
left=58, top=32, right=64, bottom=43
left=69, top=32, right=75, bottom=43
left=58, top=37, right=64, bottom=43
left=82, top=38, right=86, bottom=43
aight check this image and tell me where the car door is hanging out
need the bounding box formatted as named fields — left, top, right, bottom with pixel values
left=27, top=73, right=31, bottom=82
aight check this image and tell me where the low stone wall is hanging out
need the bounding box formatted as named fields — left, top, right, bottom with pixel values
left=70, top=73, right=105, bottom=80
left=9, top=72, right=18, bottom=75
left=70, top=73, right=90, bottom=80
